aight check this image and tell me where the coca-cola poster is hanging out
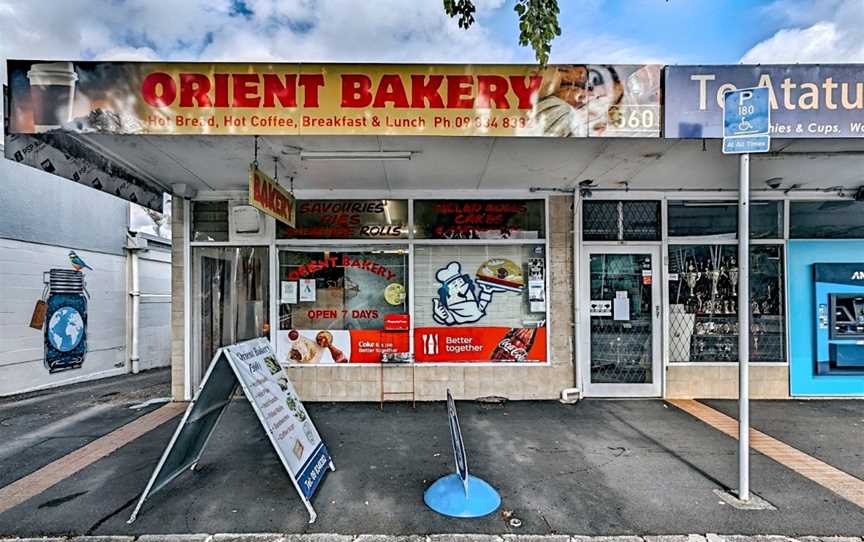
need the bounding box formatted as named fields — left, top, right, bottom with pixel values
left=277, top=329, right=409, bottom=364
left=415, top=326, right=546, bottom=363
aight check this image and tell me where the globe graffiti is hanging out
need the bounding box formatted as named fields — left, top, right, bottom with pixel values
left=48, top=306, right=84, bottom=352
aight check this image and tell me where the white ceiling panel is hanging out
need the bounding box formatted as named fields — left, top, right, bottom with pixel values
left=75, top=134, right=864, bottom=196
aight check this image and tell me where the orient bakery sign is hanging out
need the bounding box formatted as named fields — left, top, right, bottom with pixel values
left=7, top=60, right=661, bottom=138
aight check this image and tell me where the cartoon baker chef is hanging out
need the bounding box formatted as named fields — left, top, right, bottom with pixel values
left=432, top=261, right=495, bottom=325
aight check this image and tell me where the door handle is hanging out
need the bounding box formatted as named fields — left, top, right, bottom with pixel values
left=655, top=305, right=660, bottom=318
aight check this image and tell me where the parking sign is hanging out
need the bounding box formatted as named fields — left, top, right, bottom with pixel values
left=722, top=87, right=771, bottom=154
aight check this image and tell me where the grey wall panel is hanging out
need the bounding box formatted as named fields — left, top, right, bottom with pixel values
left=0, top=158, right=129, bottom=256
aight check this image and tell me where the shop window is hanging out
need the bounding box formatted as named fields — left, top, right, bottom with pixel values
left=276, top=199, right=408, bottom=240
left=192, top=201, right=229, bottom=242
left=667, top=244, right=785, bottom=362
left=582, top=200, right=661, bottom=241
left=277, top=248, right=409, bottom=365
left=413, top=200, right=545, bottom=240
left=668, top=200, right=783, bottom=240
left=192, top=246, right=269, bottom=383
left=413, top=244, right=547, bottom=363
left=751, top=201, right=784, bottom=239
left=790, top=200, right=864, bottom=239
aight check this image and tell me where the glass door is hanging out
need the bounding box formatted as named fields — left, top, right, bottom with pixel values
left=580, top=246, right=661, bottom=397
left=191, top=246, right=270, bottom=389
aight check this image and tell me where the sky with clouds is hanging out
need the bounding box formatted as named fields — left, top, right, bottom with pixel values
left=1, top=0, right=862, bottom=236
left=0, top=0, right=862, bottom=78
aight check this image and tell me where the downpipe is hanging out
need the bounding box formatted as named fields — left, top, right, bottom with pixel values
left=130, top=249, right=140, bottom=374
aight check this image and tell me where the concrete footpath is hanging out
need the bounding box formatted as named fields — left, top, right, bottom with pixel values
left=0, top=371, right=863, bottom=537
left=1, top=397, right=863, bottom=536
left=0, top=534, right=860, bottom=542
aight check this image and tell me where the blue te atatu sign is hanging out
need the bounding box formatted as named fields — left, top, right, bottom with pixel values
left=723, top=87, right=771, bottom=154
left=664, top=64, right=864, bottom=139
left=423, top=389, right=501, bottom=518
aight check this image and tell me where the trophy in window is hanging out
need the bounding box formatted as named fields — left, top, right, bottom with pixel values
left=752, top=322, right=763, bottom=357
left=728, top=256, right=739, bottom=298
left=707, top=258, right=721, bottom=303
left=684, top=258, right=700, bottom=299
left=719, top=258, right=729, bottom=298
left=761, top=284, right=774, bottom=315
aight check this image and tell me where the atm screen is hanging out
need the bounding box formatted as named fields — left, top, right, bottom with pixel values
left=830, top=294, right=864, bottom=339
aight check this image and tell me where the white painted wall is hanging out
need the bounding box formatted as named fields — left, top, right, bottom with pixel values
left=0, top=239, right=128, bottom=395
left=0, top=151, right=173, bottom=396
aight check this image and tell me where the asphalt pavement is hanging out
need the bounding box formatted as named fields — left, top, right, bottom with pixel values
left=0, top=368, right=170, bottom=488
left=0, top=394, right=862, bottom=537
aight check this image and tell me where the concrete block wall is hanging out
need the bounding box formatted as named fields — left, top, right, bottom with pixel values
left=170, top=197, right=186, bottom=400
left=284, top=363, right=574, bottom=402
left=665, top=364, right=790, bottom=399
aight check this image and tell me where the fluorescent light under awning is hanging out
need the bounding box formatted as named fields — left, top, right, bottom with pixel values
left=299, top=150, right=413, bottom=161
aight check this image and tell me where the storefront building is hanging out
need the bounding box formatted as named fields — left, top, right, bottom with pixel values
left=5, top=60, right=864, bottom=401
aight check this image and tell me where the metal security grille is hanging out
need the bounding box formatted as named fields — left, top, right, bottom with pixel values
left=582, top=201, right=619, bottom=241
left=582, top=201, right=660, bottom=241
left=622, top=201, right=661, bottom=241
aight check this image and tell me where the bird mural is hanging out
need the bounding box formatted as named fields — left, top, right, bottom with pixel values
left=68, top=251, right=93, bottom=271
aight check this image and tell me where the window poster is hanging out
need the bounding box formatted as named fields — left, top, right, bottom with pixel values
left=298, top=278, right=316, bottom=302
left=414, top=200, right=545, bottom=240
left=278, top=249, right=409, bottom=364
left=414, top=245, right=547, bottom=363
left=277, top=200, right=408, bottom=239
left=415, top=326, right=546, bottom=363
left=281, top=281, right=298, bottom=304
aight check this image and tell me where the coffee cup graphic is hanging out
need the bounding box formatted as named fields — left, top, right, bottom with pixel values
left=27, top=62, right=78, bottom=132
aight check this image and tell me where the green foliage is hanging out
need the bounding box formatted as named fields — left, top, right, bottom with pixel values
left=443, top=0, right=561, bottom=65
left=443, top=0, right=476, bottom=29
left=514, top=0, right=561, bottom=66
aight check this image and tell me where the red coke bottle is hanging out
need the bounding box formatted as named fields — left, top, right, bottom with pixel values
left=490, top=328, right=537, bottom=361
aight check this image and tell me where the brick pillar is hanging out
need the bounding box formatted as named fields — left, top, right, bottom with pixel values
left=548, top=195, right=575, bottom=382
left=170, top=197, right=186, bottom=401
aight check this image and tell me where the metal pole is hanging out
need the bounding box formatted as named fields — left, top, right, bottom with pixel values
left=738, top=153, right=750, bottom=501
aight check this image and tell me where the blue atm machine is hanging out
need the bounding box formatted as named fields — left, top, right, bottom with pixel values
left=815, top=263, right=864, bottom=375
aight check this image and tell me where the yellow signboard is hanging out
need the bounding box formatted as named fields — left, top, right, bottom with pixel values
left=248, top=165, right=295, bottom=227
left=8, top=61, right=661, bottom=137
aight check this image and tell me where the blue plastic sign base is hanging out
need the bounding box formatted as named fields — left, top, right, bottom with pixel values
left=424, top=473, right=501, bottom=518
